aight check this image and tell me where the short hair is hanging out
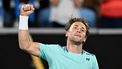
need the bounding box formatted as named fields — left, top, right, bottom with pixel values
left=65, top=18, right=89, bottom=37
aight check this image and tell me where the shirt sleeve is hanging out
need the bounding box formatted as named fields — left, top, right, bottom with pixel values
left=92, top=55, right=99, bottom=69
left=39, top=43, right=60, bottom=61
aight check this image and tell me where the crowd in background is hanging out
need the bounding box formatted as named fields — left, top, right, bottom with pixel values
left=0, top=0, right=122, bottom=28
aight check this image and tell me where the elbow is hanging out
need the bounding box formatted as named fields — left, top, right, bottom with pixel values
left=19, top=44, right=26, bottom=51
left=19, top=44, right=24, bottom=50
left=19, top=42, right=30, bottom=51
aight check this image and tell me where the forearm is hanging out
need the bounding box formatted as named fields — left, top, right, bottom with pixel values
left=18, top=30, right=31, bottom=50
left=18, top=15, right=32, bottom=50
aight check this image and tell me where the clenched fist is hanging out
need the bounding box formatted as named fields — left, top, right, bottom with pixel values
left=20, top=4, right=35, bottom=16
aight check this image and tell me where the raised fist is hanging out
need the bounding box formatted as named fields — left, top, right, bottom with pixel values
left=20, top=4, right=35, bottom=16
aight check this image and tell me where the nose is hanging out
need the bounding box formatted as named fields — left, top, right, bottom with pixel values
left=77, top=28, right=81, bottom=33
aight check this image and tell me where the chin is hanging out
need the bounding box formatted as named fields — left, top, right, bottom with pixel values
left=75, top=40, right=81, bottom=43
left=73, top=40, right=82, bottom=45
left=73, top=39, right=82, bottom=43
left=74, top=38, right=82, bottom=42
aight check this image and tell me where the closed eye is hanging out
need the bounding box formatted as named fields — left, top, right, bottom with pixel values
left=80, top=27, right=85, bottom=32
left=74, top=26, right=77, bottom=29
left=81, top=29, right=85, bottom=32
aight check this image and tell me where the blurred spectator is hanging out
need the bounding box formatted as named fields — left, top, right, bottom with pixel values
left=1, top=0, right=98, bottom=28
left=39, top=0, right=49, bottom=9
left=38, top=0, right=81, bottom=27
left=2, top=0, right=15, bottom=27
left=37, top=0, right=50, bottom=27
left=83, top=0, right=98, bottom=12
left=98, top=0, right=122, bottom=28
left=80, top=8, right=96, bottom=28
left=80, top=0, right=97, bottom=28
left=38, top=7, right=50, bottom=27
left=38, top=0, right=98, bottom=28
left=0, top=0, right=3, bottom=27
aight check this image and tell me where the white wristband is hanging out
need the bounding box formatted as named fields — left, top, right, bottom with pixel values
left=19, top=15, right=29, bottom=30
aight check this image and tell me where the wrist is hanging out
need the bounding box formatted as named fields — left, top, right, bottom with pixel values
left=19, top=15, right=29, bottom=30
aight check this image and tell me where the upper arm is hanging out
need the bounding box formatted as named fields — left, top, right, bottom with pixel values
left=27, top=42, right=60, bottom=61
left=39, top=44, right=60, bottom=60
left=26, top=42, right=40, bottom=56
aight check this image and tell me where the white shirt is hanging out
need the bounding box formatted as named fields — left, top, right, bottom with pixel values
left=50, top=0, right=80, bottom=25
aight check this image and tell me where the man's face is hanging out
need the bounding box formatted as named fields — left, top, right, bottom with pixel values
left=66, top=22, right=87, bottom=44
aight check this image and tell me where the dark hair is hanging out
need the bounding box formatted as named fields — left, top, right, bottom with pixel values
left=65, top=18, right=89, bottom=37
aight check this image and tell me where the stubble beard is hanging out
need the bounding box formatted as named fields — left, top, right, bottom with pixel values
left=70, top=38, right=82, bottom=46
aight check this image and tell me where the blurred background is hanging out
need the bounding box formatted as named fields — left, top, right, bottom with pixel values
left=0, top=0, right=122, bottom=69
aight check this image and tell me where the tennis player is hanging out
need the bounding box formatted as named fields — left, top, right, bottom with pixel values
left=18, top=4, right=99, bottom=69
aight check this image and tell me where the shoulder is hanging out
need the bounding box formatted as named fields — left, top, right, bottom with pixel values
left=39, top=43, right=63, bottom=55
left=39, top=43, right=63, bottom=51
left=39, top=43, right=60, bottom=48
left=83, top=50, right=96, bottom=57
left=83, top=50, right=98, bottom=62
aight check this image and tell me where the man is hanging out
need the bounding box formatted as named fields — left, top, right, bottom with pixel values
left=99, top=0, right=122, bottom=28
left=38, top=0, right=81, bottom=27
left=18, top=4, right=99, bottom=69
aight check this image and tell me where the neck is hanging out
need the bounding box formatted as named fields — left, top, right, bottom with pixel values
left=66, top=40, right=83, bottom=54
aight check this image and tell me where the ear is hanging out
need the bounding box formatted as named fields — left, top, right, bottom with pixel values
left=83, top=37, right=87, bottom=42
